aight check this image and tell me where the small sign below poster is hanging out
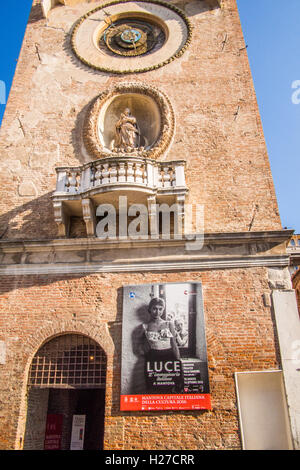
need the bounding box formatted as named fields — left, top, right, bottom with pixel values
left=70, top=415, right=86, bottom=450
left=121, top=282, right=211, bottom=411
left=44, top=414, right=63, bottom=450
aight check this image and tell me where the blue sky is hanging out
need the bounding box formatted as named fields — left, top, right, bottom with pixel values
left=0, top=0, right=299, bottom=233
left=237, top=0, right=300, bottom=234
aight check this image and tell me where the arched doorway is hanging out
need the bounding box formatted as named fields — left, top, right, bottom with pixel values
left=23, top=334, right=107, bottom=450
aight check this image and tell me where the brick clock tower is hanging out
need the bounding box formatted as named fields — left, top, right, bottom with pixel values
left=0, top=0, right=299, bottom=451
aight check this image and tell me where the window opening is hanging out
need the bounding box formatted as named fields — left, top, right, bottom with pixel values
left=28, top=334, right=106, bottom=388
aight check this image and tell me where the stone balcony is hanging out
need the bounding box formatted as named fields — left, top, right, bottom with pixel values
left=52, top=156, right=188, bottom=237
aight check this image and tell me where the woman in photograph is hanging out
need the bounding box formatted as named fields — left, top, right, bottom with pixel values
left=139, top=297, right=184, bottom=393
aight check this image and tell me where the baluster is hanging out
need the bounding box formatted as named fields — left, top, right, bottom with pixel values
left=157, top=167, right=163, bottom=187
left=90, top=166, right=96, bottom=187
left=135, top=162, right=143, bottom=184
left=170, top=167, right=176, bottom=187
left=102, top=163, right=110, bottom=184
left=118, top=162, right=126, bottom=183
left=142, top=164, right=147, bottom=185
left=94, top=164, right=102, bottom=186
left=110, top=162, right=118, bottom=183
left=127, top=161, right=134, bottom=182
left=65, top=171, right=71, bottom=191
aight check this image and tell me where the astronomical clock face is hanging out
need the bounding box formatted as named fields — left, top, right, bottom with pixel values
left=99, top=18, right=165, bottom=57
left=71, top=1, right=192, bottom=74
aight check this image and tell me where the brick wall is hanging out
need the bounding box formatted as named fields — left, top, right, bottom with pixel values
left=0, top=0, right=281, bottom=241
left=23, top=388, right=49, bottom=450
left=0, top=268, right=280, bottom=450
left=0, top=0, right=286, bottom=451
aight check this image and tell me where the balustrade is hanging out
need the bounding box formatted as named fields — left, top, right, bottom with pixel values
left=53, top=156, right=188, bottom=238
left=54, top=157, right=186, bottom=196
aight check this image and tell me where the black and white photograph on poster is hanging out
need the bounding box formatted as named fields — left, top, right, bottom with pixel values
left=121, top=282, right=211, bottom=411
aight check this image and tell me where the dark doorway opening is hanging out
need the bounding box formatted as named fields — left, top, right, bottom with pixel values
left=24, top=334, right=107, bottom=450
left=46, top=388, right=106, bottom=450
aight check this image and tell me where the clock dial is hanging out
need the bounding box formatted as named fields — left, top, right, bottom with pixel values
left=100, top=18, right=165, bottom=57
left=71, top=1, right=192, bottom=74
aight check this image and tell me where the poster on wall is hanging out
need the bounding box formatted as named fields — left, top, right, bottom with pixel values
left=70, top=415, right=86, bottom=450
left=44, top=414, right=63, bottom=450
left=120, top=282, right=211, bottom=411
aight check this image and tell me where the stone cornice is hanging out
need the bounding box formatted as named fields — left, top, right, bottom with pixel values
left=0, top=230, right=293, bottom=276
left=0, top=229, right=293, bottom=251
left=0, top=255, right=290, bottom=276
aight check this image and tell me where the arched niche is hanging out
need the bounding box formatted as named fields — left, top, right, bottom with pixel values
left=83, top=82, right=175, bottom=160
left=98, top=92, right=161, bottom=152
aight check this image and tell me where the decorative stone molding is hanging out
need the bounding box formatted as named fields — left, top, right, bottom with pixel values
left=70, top=0, right=192, bottom=74
left=0, top=230, right=293, bottom=276
left=0, top=254, right=290, bottom=277
left=83, top=82, right=175, bottom=161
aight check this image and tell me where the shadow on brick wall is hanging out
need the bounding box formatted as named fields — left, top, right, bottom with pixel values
left=0, top=192, right=58, bottom=241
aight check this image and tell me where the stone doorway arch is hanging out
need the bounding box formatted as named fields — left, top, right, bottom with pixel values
left=22, top=333, right=108, bottom=450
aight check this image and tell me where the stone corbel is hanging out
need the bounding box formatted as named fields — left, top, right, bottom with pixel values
left=82, top=198, right=96, bottom=238
left=53, top=201, right=70, bottom=238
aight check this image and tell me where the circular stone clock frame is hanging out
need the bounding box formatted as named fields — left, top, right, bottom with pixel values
left=71, top=0, right=192, bottom=74
left=83, top=82, right=175, bottom=160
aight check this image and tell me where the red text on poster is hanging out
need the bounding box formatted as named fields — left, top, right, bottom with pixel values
left=121, top=394, right=211, bottom=411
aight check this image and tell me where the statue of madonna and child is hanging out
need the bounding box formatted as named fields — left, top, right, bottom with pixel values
left=113, top=108, right=143, bottom=153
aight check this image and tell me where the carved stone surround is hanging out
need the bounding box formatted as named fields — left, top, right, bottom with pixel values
left=0, top=230, right=293, bottom=276
left=83, top=82, right=175, bottom=161
left=70, top=1, right=193, bottom=74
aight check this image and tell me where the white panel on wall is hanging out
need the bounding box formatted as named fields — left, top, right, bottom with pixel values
left=235, top=370, right=293, bottom=450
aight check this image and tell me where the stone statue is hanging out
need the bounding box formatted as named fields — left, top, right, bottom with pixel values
left=114, top=108, right=140, bottom=152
